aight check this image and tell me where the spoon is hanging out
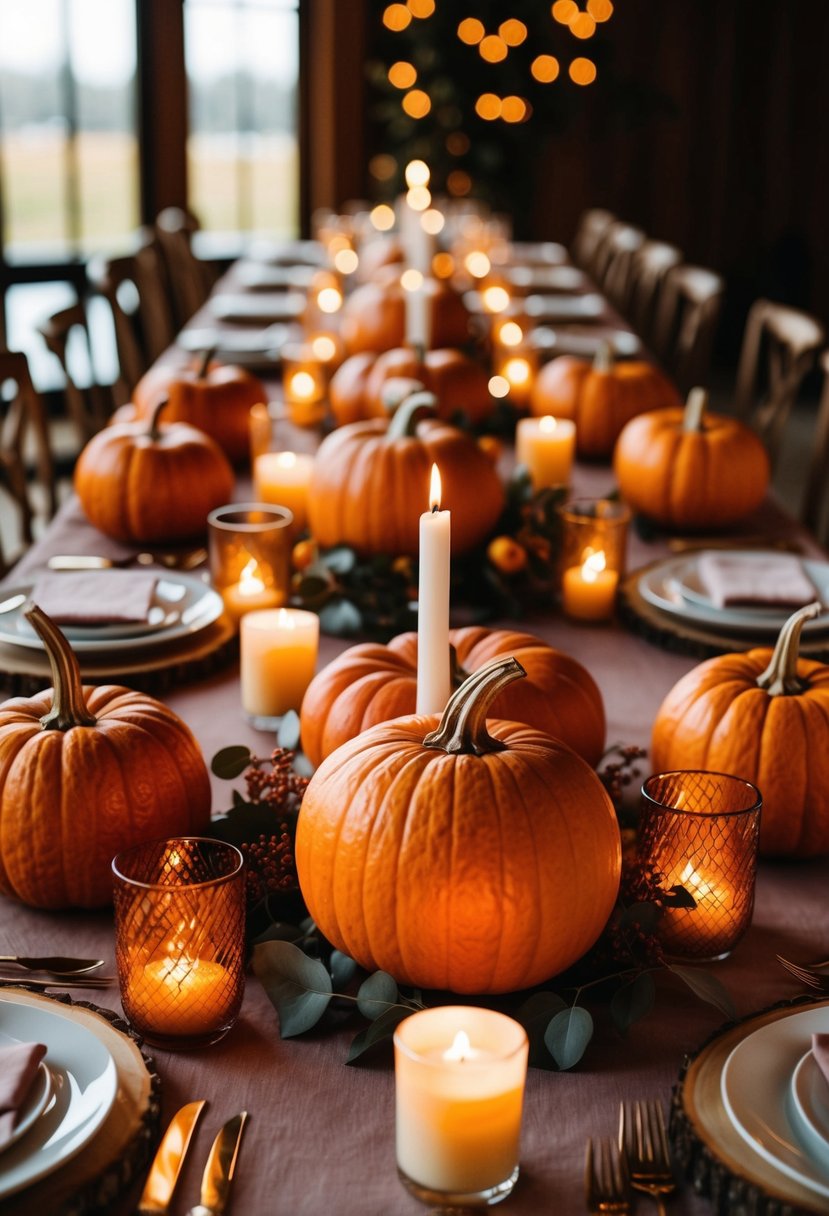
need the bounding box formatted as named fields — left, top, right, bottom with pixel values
left=0, top=955, right=106, bottom=975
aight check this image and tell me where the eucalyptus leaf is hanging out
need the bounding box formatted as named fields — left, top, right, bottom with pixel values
left=346, top=1005, right=410, bottom=1065
left=277, top=710, right=301, bottom=751
left=211, top=745, right=252, bottom=779
left=253, top=940, right=333, bottom=1037
left=330, top=950, right=358, bottom=988
left=319, top=598, right=363, bottom=636
left=253, top=921, right=306, bottom=946
left=321, top=546, right=357, bottom=575
left=610, top=971, right=655, bottom=1035
left=293, top=752, right=315, bottom=779
left=516, top=991, right=567, bottom=1069
left=357, top=971, right=399, bottom=1021
left=298, top=574, right=332, bottom=601
left=668, top=964, right=736, bottom=1019
left=544, top=1005, right=594, bottom=1070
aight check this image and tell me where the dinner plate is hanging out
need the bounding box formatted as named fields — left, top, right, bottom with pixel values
left=178, top=323, right=291, bottom=367
left=234, top=262, right=317, bottom=291
left=208, top=291, right=306, bottom=324
left=523, top=292, right=605, bottom=320
left=676, top=551, right=828, bottom=615
left=791, top=1050, right=829, bottom=1169
left=0, top=574, right=224, bottom=653
left=530, top=325, right=642, bottom=358
left=0, top=996, right=118, bottom=1200
left=506, top=265, right=588, bottom=292
left=508, top=240, right=568, bottom=265
left=0, top=1051, right=51, bottom=1155
left=16, top=575, right=193, bottom=642
left=720, top=1005, right=829, bottom=1200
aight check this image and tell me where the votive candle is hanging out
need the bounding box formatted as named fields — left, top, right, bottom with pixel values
left=240, top=607, right=320, bottom=726
left=516, top=415, right=576, bottom=489
left=253, top=450, right=314, bottom=534
left=562, top=549, right=619, bottom=621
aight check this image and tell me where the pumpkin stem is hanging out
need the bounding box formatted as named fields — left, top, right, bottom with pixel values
left=756, top=601, right=822, bottom=696
left=386, top=389, right=437, bottom=440
left=683, top=386, right=709, bottom=433
left=380, top=377, right=427, bottom=416
left=449, top=643, right=469, bottom=689
left=24, top=603, right=97, bottom=731
left=593, top=343, right=614, bottom=374
left=196, top=346, right=216, bottom=379
left=148, top=397, right=169, bottom=441
left=423, top=655, right=526, bottom=755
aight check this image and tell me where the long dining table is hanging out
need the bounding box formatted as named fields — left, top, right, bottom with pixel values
left=2, top=247, right=829, bottom=1216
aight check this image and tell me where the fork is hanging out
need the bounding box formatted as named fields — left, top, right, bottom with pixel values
left=585, top=1137, right=631, bottom=1213
left=777, top=954, right=829, bottom=992
left=619, top=1100, right=676, bottom=1215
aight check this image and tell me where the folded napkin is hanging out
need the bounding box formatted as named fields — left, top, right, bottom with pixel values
left=696, top=552, right=819, bottom=609
left=0, top=1041, right=47, bottom=1148
left=814, top=1033, right=829, bottom=1085
left=30, top=570, right=158, bottom=626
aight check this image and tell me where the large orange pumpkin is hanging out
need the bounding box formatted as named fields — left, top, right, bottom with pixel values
left=651, top=602, right=829, bottom=857
left=75, top=399, right=235, bottom=544
left=300, top=625, right=605, bottom=768
left=0, top=606, right=211, bottom=909
left=613, top=388, right=770, bottom=529
left=307, top=391, right=504, bottom=556
left=330, top=346, right=493, bottom=427
left=340, top=269, right=471, bottom=355
left=529, top=348, right=682, bottom=459
left=296, top=656, right=621, bottom=994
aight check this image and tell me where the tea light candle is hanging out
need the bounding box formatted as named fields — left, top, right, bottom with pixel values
left=516, top=415, right=576, bottom=489
left=127, top=955, right=234, bottom=1037
left=253, top=450, right=314, bottom=533
left=221, top=556, right=283, bottom=622
left=241, top=607, right=320, bottom=724
left=562, top=549, right=619, bottom=621
left=395, top=1007, right=528, bottom=1203
left=416, top=464, right=451, bottom=715
left=664, top=862, right=736, bottom=939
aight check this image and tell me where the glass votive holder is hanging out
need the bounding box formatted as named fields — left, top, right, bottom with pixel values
left=394, top=1006, right=528, bottom=1210
left=240, top=607, right=320, bottom=730
left=557, top=498, right=631, bottom=622
left=249, top=403, right=315, bottom=535
left=207, top=503, right=293, bottom=625
left=112, top=837, right=246, bottom=1051
left=515, top=415, right=576, bottom=491
left=637, top=771, right=762, bottom=961
left=304, top=270, right=344, bottom=333
left=281, top=341, right=329, bottom=428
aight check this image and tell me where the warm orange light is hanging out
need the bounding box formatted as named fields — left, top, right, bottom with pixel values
left=317, top=286, right=343, bottom=314
left=569, top=56, right=597, bottom=84
left=369, top=153, right=396, bottom=181
left=421, top=208, right=445, bottom=235
left=501, top=95, right=527, bottom=123
left=488, top=375, right=511, bottom=399
left=432, top=251, right=455, bottom=278
left=405, top=158, right=430, bottom=188
left=446, top=131, right=470, bottom=155
left=310, top=334, right=338, bottom=361
left=370, top=203, right=395, bottom=231
left=481, top=284, right=511, bottom=313
left=447, top=169, right=472, bottom=196
left=504, top=356, right=532, bottom=386
left=475, top=92, right=502, bottom=120
left=383, top=3, right=411, bottom=31
left=499, top=18, right=527, bottom=45
left=569, top=11, right=596, bottom=38
left=552, top=0, right=578, bottom=23
left=497, top=320, right=524, bottom=346
left=443, top=1029, right=472, bottom=1061
left=465, top=250, right=491, bottom=278
left=479, top=34, right=508, bottom=62
left=429, top=463, right=442, bottom=511
left=400, top=268, right=424, bottom=291
left=406, top=184, right=431, bottom=211
left=388, top=61, right=417, bottom=89
left=457, top=17, right=485, bottom=44
left=587, top=0, right=614, bottom=20
left=402, top=89, right=431, bottom=118
left=288, top=372, right=317, bottom=402
left=532, top=54, right=560, bottom=83
left=333, top=248, right=359, bottom=275
left=408, top=0, right=435, bottom=16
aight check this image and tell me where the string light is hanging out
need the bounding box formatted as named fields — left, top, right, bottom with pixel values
left=388, top=61, right=417, bottom=89
left=457, top=17, right=485, bottom=44
left=499, top=19, right=527, bottom=46
left=402, top=89, right=431, bottom=118
left=569, top=11, right=596, bottom=38
left=532, top=54, right=560, bottom=83
left=479, top=34, right=508, bottom=63
left=383, top=3, right=411, bottom=31
left=569, top=57, right=597, bottom=84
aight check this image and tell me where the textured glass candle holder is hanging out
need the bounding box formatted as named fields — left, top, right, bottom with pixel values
left=637, top=771, right=762, bottom=961
left=556, top=498, right=630, bottom=621
left=207, top=503, right=293, bottom=624
left=112, top=837, right=246, bottom=1050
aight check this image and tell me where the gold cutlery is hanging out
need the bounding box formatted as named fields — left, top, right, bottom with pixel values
left=585, top=1136, right=631, bottom=1213
left=0, top=954, right=105, bottom=975
left=185, top=1111, right=248, bottom=1216
left=0, top=974, right=116, bottom=989
left=47, top=548, right=208, bottom=572
left=136, top=1100, right=206, bottom=1215
left=776, top=953, right=829, bottom=992
left=619, top=1100, right=675, bottom=1215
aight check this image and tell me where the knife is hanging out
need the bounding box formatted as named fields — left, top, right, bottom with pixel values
left=186, top=1111, right=248, bottom=1216
left=136, top=1100, right=206, bottom=1215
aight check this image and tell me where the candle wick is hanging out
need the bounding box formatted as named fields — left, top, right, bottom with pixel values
left=431, top=504, right=439, bottom=513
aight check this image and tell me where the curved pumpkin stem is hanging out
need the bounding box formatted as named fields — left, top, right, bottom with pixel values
left=756, top=601, right=822, bottom=696
left=449, top=642, right=469, bottom=690
left=148, top=397, right=169, bottom=441
left=24, top=603, right=97, bottom=731
left=683, top=386, right=709, bottom=433
left=386, top=389, right=437, bottom=440
left=423, top=655, right=526, bottom=755
left=196, top=346, right=216, bottom=379
left=380, top=377, right=427, bottom=416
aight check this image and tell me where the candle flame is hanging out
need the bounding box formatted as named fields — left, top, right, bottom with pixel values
left=290, top=371, right=317, bottom=400
left=275, top=451, right=298, bottom=468
left=539, top=415, right=557, bottom=433
left=429, top=463, right=442, bottom=511
left=277, top=608, right=295, bottom=630
left=581, top=549, right=607, bottom=584
left=239, top=557, right=265, bottom=597
left=444, top=1030, right=471, bottom=1062
left=679, top=861, right=718, bottom=901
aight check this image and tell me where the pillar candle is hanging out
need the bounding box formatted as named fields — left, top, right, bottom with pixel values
left=253, top=451, right=314, bottom=533
left=516, top=415, right=576, bottom=489
left=240, top=607, right=320, bottom=721
left=416, top=464, right=451, bottom=715
left=404, top=281, right=431, bottom=351
left=126, top=956, right=234, bottom=1037
left=561, top=549, right=619, bottom=621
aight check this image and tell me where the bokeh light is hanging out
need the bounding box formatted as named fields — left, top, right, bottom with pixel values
left=432, top=252, right=455, bottom=278
left=421, top=208, right=445, bottom=235
left=480, top=34, right=508, bottom=62
left=482, top=284, right=511, bottom=312
left=569, top=57, right=597, bottom=84
left=475, top=92, right=502, bottom=120
left=317, top=287, right=343, bottom=314
left=457, top=17, right=485, bottom=44
left=501, top=95, right=528, bottom=123
left=388, top=61, right=417, bottom=89
left=406, top=184, right=432, bottom=211
left=446, top=131, right=471, bottom=155
left=531, top=54, right=560, bottom=83
left=465, top=250, right=492, bottom=278
left=405, top=159, right=430, bottom=188
left=311, top=335, right=338, bottom=361
left=333, top=248, right=359, bottom=275
left=402, top=89, right=432, bottom=118
left=369, top=203, right=395, bottom=231
left=400, top=268, right=424, bottom=291
left=587, top=0, right=614, bottom=20
left=369, top=153, right=397, bottom=181
left=407, top=0, right=435, bottom=16
left=497, top=320, right=524, bottom=346
left=552, top=0, right=578, bottom=23
left=488, top=375, right=511, bottom=399
left=383, top=3, right=411, bottom=31
left=499, top=18, right=527, bottom=46
left=569, top=11, right=596, bottom=38
left=447, top=169, right=472, bottom=196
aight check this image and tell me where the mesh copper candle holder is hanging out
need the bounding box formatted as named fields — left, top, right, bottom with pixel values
left=637, top=771, right=762, bottom=961
left=112, top=837, right=246, bottom=1050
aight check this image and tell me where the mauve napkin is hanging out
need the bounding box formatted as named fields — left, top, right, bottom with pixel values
left=0, top=1041, right=47, bottom=1148
left=29, top=570, right=158, bottom=626
left=696, top=552, right=819, bottom=609
left=814, top=1034, right=829, bottom=1085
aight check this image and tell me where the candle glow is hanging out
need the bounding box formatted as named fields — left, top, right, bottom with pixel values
left=562, top=546, right=619, bottom=621
left=417, top=462, right=451, bottom=715
left=516, top=414, right=576, bottom=489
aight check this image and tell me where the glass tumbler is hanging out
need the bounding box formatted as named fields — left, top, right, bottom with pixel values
left=207, top=502, right=293, bottom=624
left=556, top=498, right=631, bottom=621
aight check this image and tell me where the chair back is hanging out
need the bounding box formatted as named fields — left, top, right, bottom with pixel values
left=570, top=208, right=616, bottom=278
left=628, top=239, right=683, bottom=340
left=154, top=207, right=214, bottom=328
left=802, top=349, right=829, bottom=546
left=0, top=349, right=56, bottom=574
left=651, top=264, right=725, bottom=394
left=37, top=302, right=114, bottom=443
left=598, top=222, right=646, bottom=311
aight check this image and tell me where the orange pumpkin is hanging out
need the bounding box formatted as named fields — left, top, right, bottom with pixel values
left=614, top=388, right=770, bottom=529
left=529, top=348, right=682, bottom=459
left=300, top=625, right=605, bottom=769
left=0, top=606, right=211, bottom=909
left=651, top=603, right=829, bottom=857
left=75, top=399, right=235, bottom=544
left=296, top=656, right=621, bottom=994
left=330, top=346, right=493, bottom=428
left=340, top=269, right=471, bottom=355
left=307, top=391, right=504, bottom=556
left=132, top=352, right=267, bottom=463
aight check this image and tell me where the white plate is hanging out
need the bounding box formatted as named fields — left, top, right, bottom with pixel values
left=506, top=265, right=588, bottom=292
left=721, top=1005, right=829, bottom=1200
left=0, top=574, right=223, bottom=653
left=0, top=1055, right=51, bottom=1155
left=523, top=292, right=605, bottom=321
left=792, top=1050, right=829, bottom=1169
left=234, top=262, right=317, bottom=291
left=0, top=997, right=118, bottom=1200
left=677, top=552, right=827, bottom=616
left=638, top=552, right=829, bottom=636
left=530, top=326, right=642, bottom=358
left=17, top=575, right=192, bottom=642
left=177, top=324, right=291, bottom=367
left=208, top=292, right=306, bottom=324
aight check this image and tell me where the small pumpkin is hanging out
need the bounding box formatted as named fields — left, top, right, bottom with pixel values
left=330, top=346, right=493, bottom=428
left=0, top=605, right=211, bottom=909
left=131, top=350, right=267, bottom=463
left=307, top=391, right=504, bottom=556
left=613, top=388, right=770, bottom=529
left=340, top=269, right=471, bottom=355
left=651, top=602, right=829, bottom=857
left=75, top=399, right=235, bottom=544
left=529, top=347, right=683, bottom=459
left=300, top=625, right=605, bottom=769
left=296, top=656, right=621, bottom=994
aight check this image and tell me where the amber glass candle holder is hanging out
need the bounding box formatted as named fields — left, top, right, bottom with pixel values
left=637, top=771, right=762, bottom=961
left=556, top=498, right=631, bottom=622
left=207, top=503, right=293, bottom=625
left=112, top=838, right=246, bottom=1050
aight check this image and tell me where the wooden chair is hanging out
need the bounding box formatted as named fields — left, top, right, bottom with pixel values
left=733, top=298, right=825, bottom=463
left=801, top=349, right=829, bottom=546
left=627, top=239, right=683, bottom=341
left=651, top=264, right=725, bottom=394
left=570, top=208, right=616, bottom=278
left=37, top=303, right=114, bottom=444
left=598, top=222, right=646, bottom=311
left=0, top=350, right=57, bottom=575
left=154, top=207, right=215, bottom=329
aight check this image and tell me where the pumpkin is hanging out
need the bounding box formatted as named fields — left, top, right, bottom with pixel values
left=75, top=399, right=235, bottom=544
left=307, top=391, right=505, bottom=556
left=613, top=388, right=770, bottom=529
left=300, top=625, right=605, bottom=769
left=650, top=602, right=829, bottom=857
left=340, top=269, right=471, bottom=355
left=0, top=605, right=211, bottom=909
left=529, top=347, right=683, bottom=459
left=329, top=346, right=493, bottom=427
left=296, top=656, right=621, bottom=993
left=131, top=350, right=267, bottom=464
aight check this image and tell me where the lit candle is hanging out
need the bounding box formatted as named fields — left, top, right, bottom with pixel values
left=253, top=450, right=314, bottom=534
left=240, top=607, right=320, bottom=725
left=221, top=555, right=283, bottom=622
left=562, top=549, right=619, bottom=621
left=515, top=415, right=576, bottom=489
left=417, top=464, right=451, bottom=715
left=398, top=161, right=434, bottom=273
left=493, top=348, right=537, bottom=405
left=283, top=353, right=327, bottom=427
left=126, top=954, right=235, bottom=1037
left=663, top=862, right=736, bottom=940
left=394, top=1007, right=528, bottom=1202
